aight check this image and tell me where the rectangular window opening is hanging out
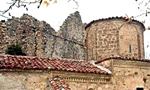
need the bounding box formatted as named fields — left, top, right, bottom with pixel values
left=136, top=87, right=144, bottom=90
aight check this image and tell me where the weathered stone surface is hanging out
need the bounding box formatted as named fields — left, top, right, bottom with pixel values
left=52, top=11, right=86, bottom=59
left=58, top=11, right=85, bottom=44
left=0, top=13, right=149, bottom=90
left=0, top=71, right=112, bottom=90
left=0, top=14, right=56, bottom=58
left=112, top=60, right=150, bottom=90
left=86, top=18, right=145, bottom=60
left=0, top=12, right=86, bottom=60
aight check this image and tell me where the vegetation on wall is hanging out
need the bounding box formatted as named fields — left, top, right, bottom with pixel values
left=5, top=44, right=26, bottom=55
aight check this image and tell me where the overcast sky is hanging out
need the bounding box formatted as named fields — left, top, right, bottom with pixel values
left=0, top=0, right=147, bottom=30
left=0, top=0, right=150, bottom=58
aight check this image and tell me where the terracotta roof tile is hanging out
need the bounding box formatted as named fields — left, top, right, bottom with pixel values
left=0, top=55, right=109, bottom=74
left=95, top=56, right=150, bottom=64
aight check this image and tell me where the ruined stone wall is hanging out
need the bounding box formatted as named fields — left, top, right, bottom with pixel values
left=86, top=18, right=145, bottom=61
left=112, top=60, right=150, bottom=90
left=0, top=14, right=56, bottom=57
left=0, top=11, right=86, bottom=60
left=0, top=71, right=112, bottom=90
left=0, top=21, right=7, bottom=54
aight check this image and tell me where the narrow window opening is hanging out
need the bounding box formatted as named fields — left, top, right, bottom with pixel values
left=129, top=44, right=132, bottom=53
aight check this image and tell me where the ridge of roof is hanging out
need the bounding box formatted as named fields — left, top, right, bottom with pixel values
left=90, top=60, right=112, bottom=74
left=95, top=56, right=150, bottom=64
left=85, top=16, right=145, bottom=30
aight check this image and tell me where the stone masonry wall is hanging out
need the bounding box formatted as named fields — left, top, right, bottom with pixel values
left=112, top=60, right=150, bottom=90
left=0, top=11, right=86, bottom=60
left=86, top=19, right=145, bottom=61
left=0, top=14, right=56, bottom=57
left=0, top=14, right=144, bottom=61
left=116, top=20, right=145, bottom=58
left=95, top=58, right=150, bottom=90
left=0, top=71, right=112, bottom=90
left=86, top=20, right=119, bottom=60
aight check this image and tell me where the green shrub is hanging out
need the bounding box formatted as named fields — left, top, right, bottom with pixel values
left=5, top=44, right=26, bottom=55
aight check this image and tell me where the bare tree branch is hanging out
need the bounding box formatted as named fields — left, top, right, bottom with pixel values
left=38, top=0, right=43, bottom=8
left=0, top=0, right=78, bottom=19
left=0, top=14, right=10, bottom=19
left=3, top=0, right=17, bottom=14
left=1, top=0, right=43, bottom=14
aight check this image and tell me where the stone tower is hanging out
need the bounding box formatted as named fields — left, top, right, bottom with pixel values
left=85, top=17, right=145, bottom=60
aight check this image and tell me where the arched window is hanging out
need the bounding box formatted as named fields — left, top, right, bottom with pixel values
left=119, top=24, right=138, bottom=57
left=88, top=88, right=94, bottom=90
left=48, top=76, right=70, bottom=90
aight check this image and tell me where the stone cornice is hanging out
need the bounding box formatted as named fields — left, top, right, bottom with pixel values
left=51, top=71, right=111, bottom=83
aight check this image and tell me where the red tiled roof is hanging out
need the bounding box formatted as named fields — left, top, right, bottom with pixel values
left=0, top=55, right=109, bottom=74
left=95, top=56, right=150, bottom=64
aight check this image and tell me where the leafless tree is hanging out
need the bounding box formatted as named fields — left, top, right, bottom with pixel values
left=0, top=0, right=78, bottom=18
left=135, top=0, right=150, bottom=17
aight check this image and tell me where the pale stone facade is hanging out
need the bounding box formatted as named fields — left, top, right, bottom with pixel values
left=84, top=17, right=150, bottom=89
left=96, top=57, right=150, bottom=90
left=85, top=18, right=145, bottom=60
left=1, top=56, right=150, bottom=90
left=0, top=71, right=112, bottom=90
left=113, top=60, right=150, bottom=90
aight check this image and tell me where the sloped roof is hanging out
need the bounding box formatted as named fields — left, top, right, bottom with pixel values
left=85, top=16, right=145, bottom=30
left=95, top=56, right=150, bottom=64
left=0, top=55, right=109, bottom=74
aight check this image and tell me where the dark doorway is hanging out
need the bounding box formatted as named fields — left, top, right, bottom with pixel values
left=136, top=87, right=144, bottom=90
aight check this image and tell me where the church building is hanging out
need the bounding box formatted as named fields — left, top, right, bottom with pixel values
left=0, top=15, right=150, bottom=90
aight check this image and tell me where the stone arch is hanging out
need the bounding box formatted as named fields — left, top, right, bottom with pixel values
left=87, top=83, right=97, bottom=90
left=48, top=76, right=70, bottom=90
left=88, top=88, right=94, bottom=90
left=119, top=23, right=139, bottom=57
left=85, top=23, right=97, bottom=60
